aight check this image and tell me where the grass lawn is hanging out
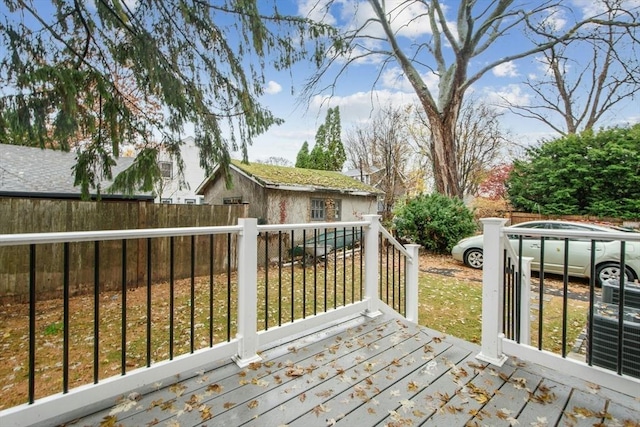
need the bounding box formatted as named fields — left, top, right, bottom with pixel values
left=418, top=253, right=590, bottom=354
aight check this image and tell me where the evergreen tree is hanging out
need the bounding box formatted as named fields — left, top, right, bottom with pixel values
left=0, top=1, right=332, bottom=197
left=301, top=107, right=345, bottom=171
left=295, top=141, right=311, bottom=168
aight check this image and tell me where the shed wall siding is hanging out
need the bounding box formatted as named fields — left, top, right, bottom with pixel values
left=202, top=169, right=267, bottom=220
left=265, top=190, right=377, bottom=224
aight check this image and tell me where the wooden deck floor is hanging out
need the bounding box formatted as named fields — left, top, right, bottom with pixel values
left=69, top=313, right=639, bottom=427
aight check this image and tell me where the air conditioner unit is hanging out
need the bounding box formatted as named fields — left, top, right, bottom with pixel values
left=601, top=280, right=640, bottom=309
left=588, top=303, right=640, bottom=379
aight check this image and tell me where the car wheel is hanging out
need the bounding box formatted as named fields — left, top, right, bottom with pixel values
left=595, top=262, right=637, bottom=287
left=464, top=248, right=483, bottom=269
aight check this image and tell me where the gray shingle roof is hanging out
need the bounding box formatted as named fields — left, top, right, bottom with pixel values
left=0, top=144, right=153, bottom=199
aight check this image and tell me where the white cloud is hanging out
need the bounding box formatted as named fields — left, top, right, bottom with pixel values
left=297, top=0, right=337, bottom=25
left=482, top=84, right=531, bottom=110
left=246, top=88, right=418, bottom=163
left=264, top=81, right=282, bottom=95
left=492, top=61, right=519, bottom=78
left=380, top=67, right=439, bottom=94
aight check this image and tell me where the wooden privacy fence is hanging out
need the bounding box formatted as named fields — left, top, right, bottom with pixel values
left=0, top=198, right=248, bottom=303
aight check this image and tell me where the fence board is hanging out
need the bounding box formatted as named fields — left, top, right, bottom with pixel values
left=0, top=198, right=247, bottom=302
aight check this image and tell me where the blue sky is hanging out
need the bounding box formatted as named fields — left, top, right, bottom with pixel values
left=239, top=0, right=640, bottom=165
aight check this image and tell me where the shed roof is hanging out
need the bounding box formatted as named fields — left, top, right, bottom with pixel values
left=197, top=160, right=382, bottom=196
left=0, top=143, right=154, bottom=200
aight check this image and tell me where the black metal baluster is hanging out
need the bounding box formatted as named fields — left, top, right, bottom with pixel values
left=28, top=244, right=36, bottom=404
left=324, top=229, right=328, bottom=312
left=359, top=227, right=363, bottom=298
left=313, top=229, right=318, bottom=316
left=227, top=233, right=232, bottom=341
left=333, top=229, right=337, bottom=309
left=121, top=239, right=127, bottom=375
left=562, top=238, right=569, bottom=358
left=63, top=242, right=69, bottom=393
left=587, top=239, right=596, bottom=365
left=190, top=236, right=195, bottom=353
left=379, top=239, right=383, bottom=297
left=342, top=228, right=346, bottom=307
left=392, top=245, right=396, bottom=310
left=616, top=242, right=626, bottom=374
left=264, top=232, right=270, bottom=330
left=209, top=234, right=214, bottom=346
left=351, top=227, right=355, bottom=303
left=302, top=230, right=307, bottom=318
left=538, top=237, right=546, bottom=350
left=278, top=231, right=283, bottom=326
left=291, top=230, right=295, bottom=322
left=169, top=236, right=175, bottom=360
left=93, top=241, right=100, bottom=384
left=386, top=241, right=390, bottom=305
left=146, top=238, right=152, bottom=367
left=516, top=238, right=524, bottom=343
left=502, top=250, right=508, bottom=336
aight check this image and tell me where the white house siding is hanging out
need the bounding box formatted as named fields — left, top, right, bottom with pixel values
left=156, top=137, right=207, bottom=204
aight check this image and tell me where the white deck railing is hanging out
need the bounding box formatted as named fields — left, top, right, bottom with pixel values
left=0, top=214, right=419, bottom=427
left=478, top=217, right=640, bottom=397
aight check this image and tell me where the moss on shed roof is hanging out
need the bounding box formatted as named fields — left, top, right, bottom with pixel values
left=231, top=160, right=381, bottom=194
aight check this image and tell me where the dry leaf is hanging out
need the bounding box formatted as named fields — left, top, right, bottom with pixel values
left=199, top=404, right=213, bottom=421
left=207, top=383, right=223, bottom=393
left=99, top=415, right=118, bottom=427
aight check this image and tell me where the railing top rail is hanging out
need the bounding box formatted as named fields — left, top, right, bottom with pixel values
left=503, top=226, right=640, bottom=242
left=379, top=226, right=412, bottom=258
left=257, top=220, right=368, bottom=233
left=0, top=225, right=243, bottom=247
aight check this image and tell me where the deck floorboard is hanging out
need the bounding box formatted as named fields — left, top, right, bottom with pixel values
left=68, top=313, right=640, bottom=427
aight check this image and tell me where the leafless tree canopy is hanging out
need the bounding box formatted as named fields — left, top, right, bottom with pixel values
left=410, top=98, right=511, bottom=198
left=344, top=105, right=413, bottom=216
left=505, top=5, right=640, bottom=135
left=304, top=0, right=640, bottom=197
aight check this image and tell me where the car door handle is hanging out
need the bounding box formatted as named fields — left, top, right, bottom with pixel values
left=530, top=244, right=540, bottom=249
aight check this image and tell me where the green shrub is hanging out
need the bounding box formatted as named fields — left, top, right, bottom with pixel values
left=392, top=194, right=477, bottom=253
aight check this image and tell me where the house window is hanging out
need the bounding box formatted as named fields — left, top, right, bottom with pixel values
left=161, top=198, right=172, bottom=204
left=159, top=161, right=173, bottom=178
left=311, top=198, right=342, bottom=221
left=185, top=198, right=196, bottom=205
left=311, top=199, right=325, bottom=221
left=223, top=196, right=243, bottom=205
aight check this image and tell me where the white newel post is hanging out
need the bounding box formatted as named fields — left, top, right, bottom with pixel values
left=477, top=218, right=508, bottom=366
left=234, top=218, right=262, bottom=367
left=405, top=244, right=421, bottom=323
left=363, top=214, right=382, bottom=317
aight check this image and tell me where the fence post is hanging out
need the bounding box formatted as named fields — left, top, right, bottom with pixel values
left=363, top=214, right=382, bottom=317
left=405, top=244, right=421, bottom=323
left=477, top=218, right=508, bottom=366
left=233, top=218, right=261, bottom=367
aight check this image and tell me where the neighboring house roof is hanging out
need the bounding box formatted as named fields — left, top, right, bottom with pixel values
left=196, top=160, right=383, bottom=196
left=0, top=143, right=154, bottom=200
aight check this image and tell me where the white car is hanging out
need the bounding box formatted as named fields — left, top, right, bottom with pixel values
left=451, top=220, right=640, bottom=285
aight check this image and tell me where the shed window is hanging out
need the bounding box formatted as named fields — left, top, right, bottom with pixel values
left=311, top=199, right=325, bottom=221
left=223, top=196, right=243, bottom=204
left=161, top=198, right=172, bottom=204
left=311, top=198, right=342, bottom=221
left=185, top=198, right=196, bottom=205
